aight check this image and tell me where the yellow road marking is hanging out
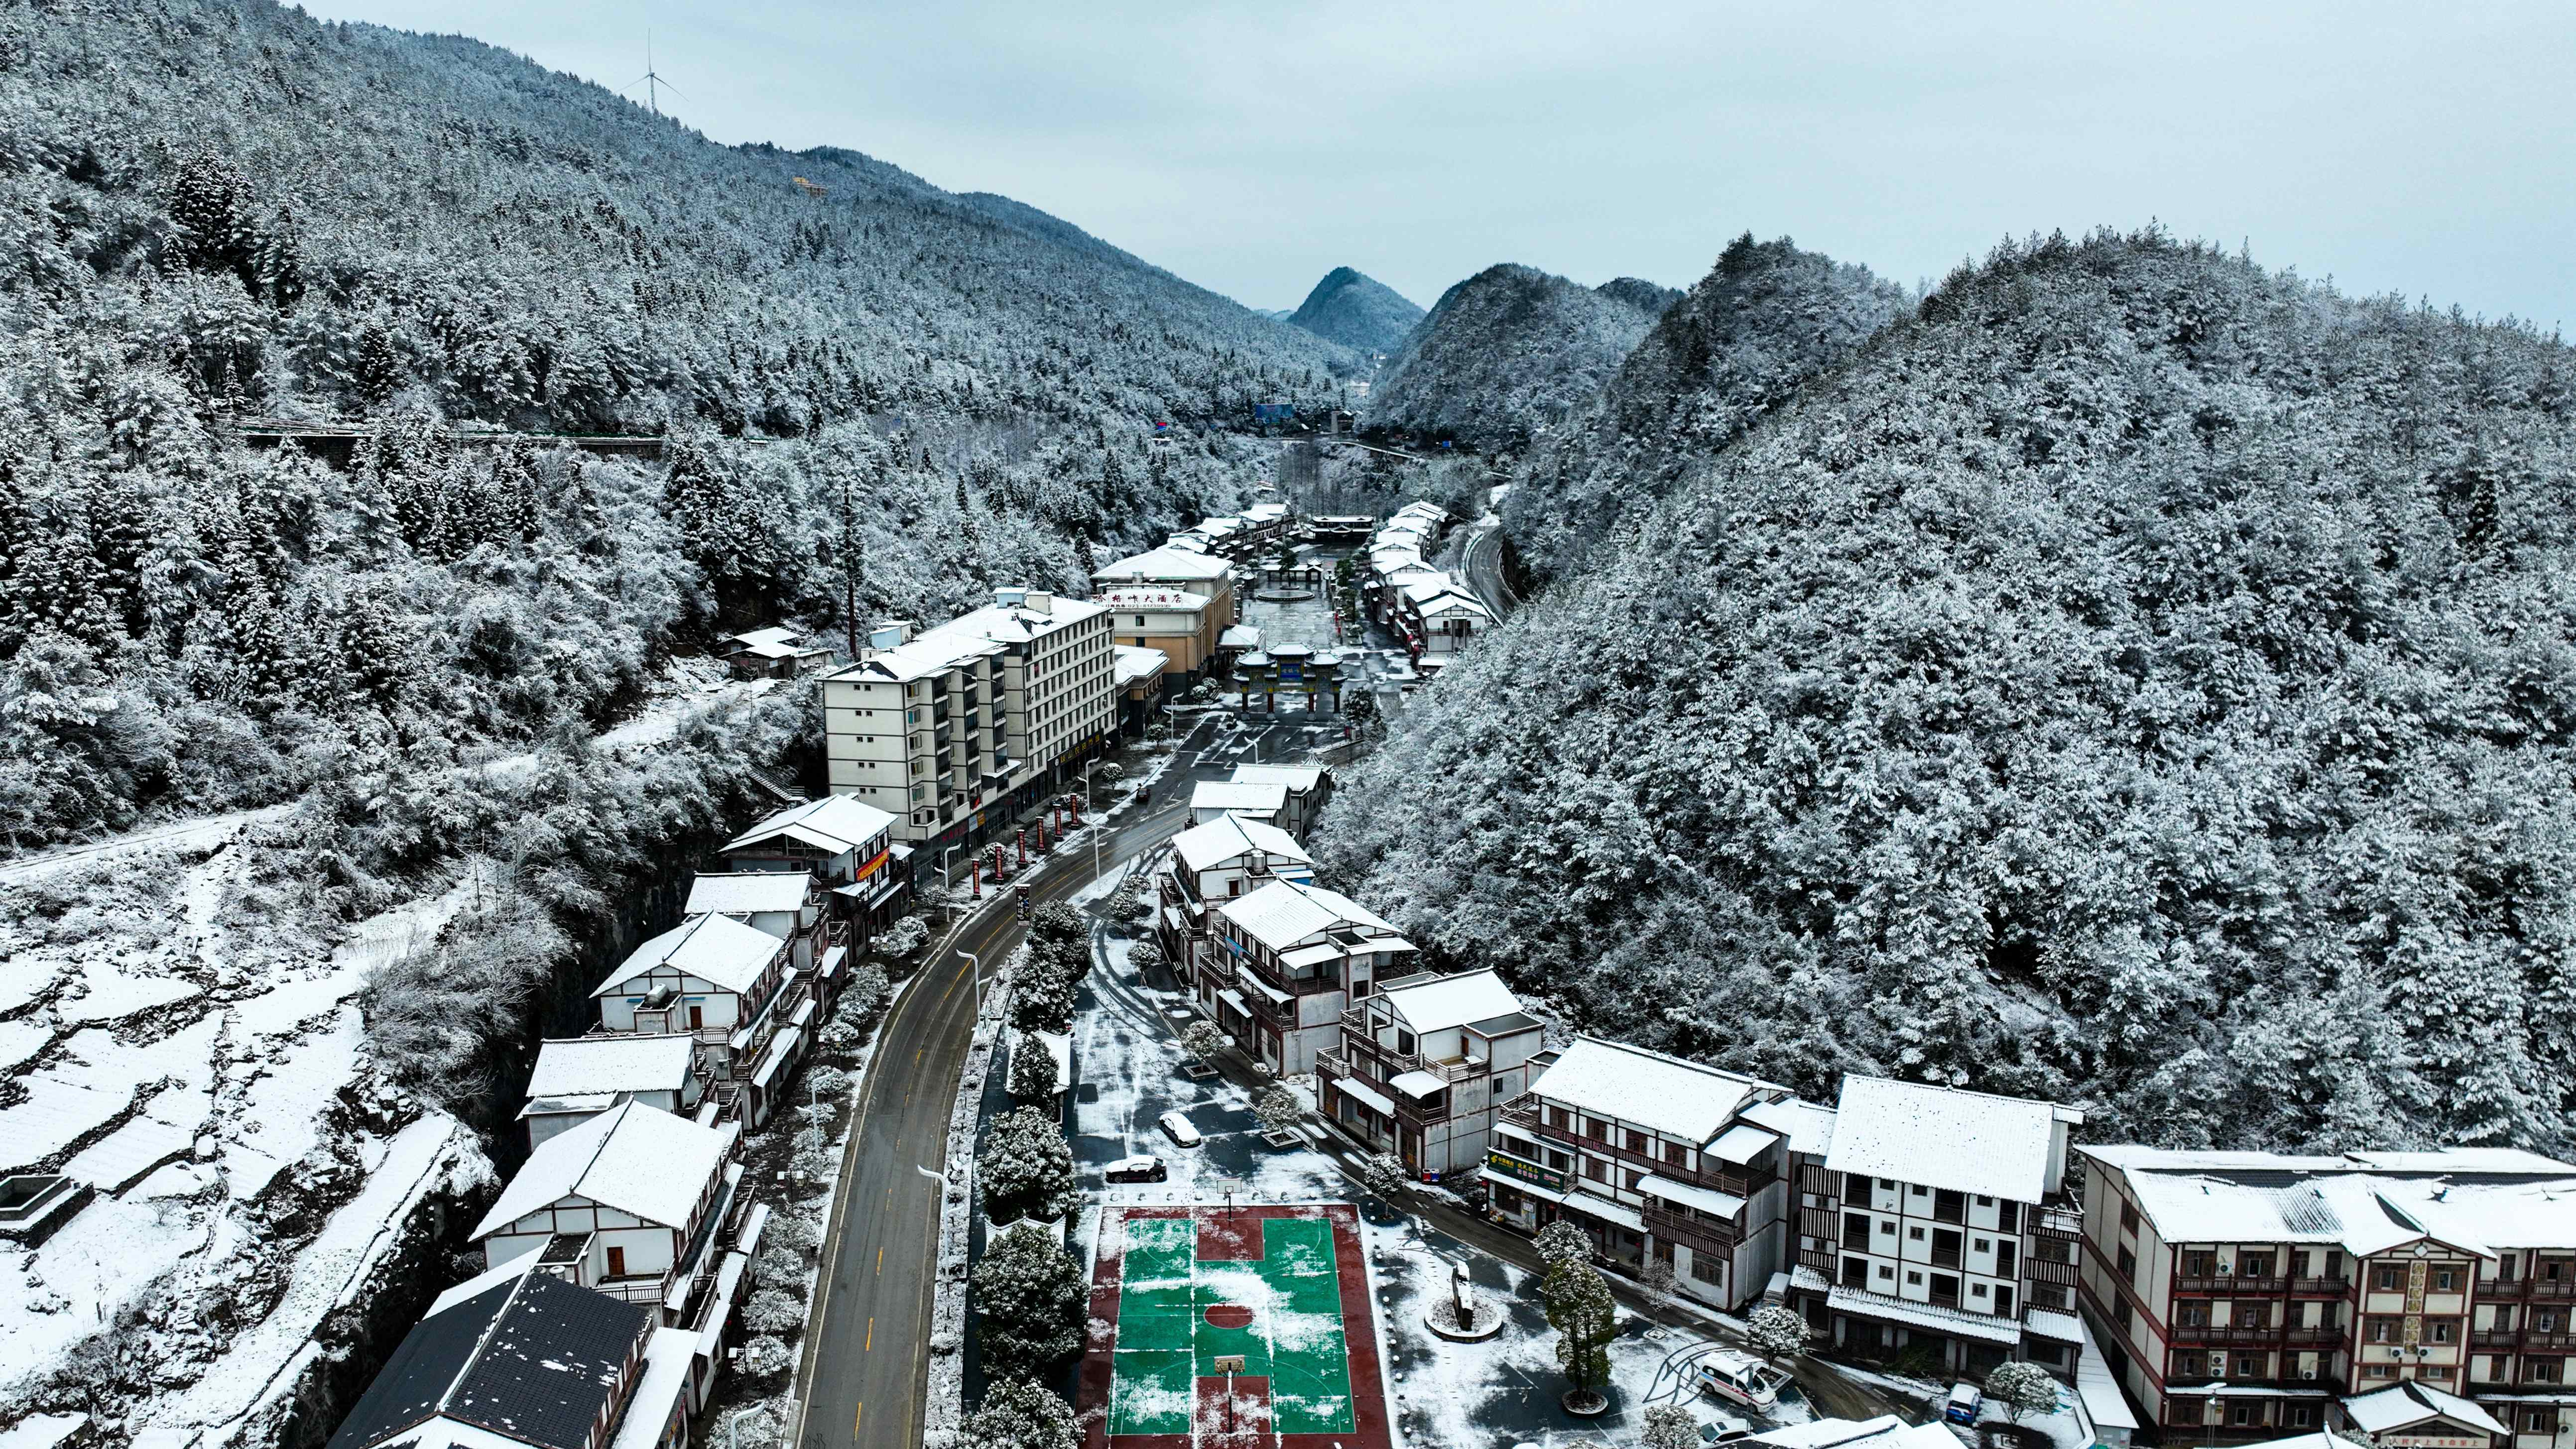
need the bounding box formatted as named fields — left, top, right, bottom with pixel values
left=852, top=1402, right=861, bottom=1436
left=866, top=1317, right=874, bottom=1351
left=876, top=1246, right=884, bottom=1275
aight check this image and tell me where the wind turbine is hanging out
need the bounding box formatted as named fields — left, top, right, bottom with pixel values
left=631, top=32, right=679, bottom=117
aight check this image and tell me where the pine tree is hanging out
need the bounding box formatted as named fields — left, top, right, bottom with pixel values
left=168, top=143, right=255, bottom=287
left=957, top=1381, right=1076, bottom=1449
left=355, top=322, right=402, bottom=407
left=1008, top=1032, right=1059, bottom=1102
left=1540, top=1258, right=1617, bottom=1404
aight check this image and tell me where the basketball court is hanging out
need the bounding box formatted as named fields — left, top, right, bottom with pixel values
left=1078, top=1204, right=1390, bottom=1449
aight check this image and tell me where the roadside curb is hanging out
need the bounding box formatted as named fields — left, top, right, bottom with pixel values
left=923, top=951, right=1017, bottom=1441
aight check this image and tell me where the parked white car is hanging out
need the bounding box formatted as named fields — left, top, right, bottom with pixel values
left=1157, top=1110, right=1203, bottom=1148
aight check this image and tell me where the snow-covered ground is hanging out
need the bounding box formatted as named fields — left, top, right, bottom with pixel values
left=0, top=656, right=766, bottom=1444
left=1, top=841, right=493, bottom=1444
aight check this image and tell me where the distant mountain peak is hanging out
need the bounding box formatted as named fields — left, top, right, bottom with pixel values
left=1285, top=267, right=1423, bottom=354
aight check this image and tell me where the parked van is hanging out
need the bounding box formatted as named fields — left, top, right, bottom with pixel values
left=1945, top=1383, right=1983, bottom=1425
left=1693, top=1351, right=1790, bottom=1411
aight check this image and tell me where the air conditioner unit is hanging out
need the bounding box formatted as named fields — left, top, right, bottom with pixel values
left=2217, top=1259, right=2234, bottom=1276
left=2301, top=1369, right=2319, bottom=1381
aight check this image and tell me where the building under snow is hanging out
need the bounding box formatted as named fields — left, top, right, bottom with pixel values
left=2076, top=1142, right=2576, bottom=1448
left=1316, top=967, right=1542, bottom=1182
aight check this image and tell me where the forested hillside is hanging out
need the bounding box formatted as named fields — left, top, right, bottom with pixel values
left=0, top=0, right=1355, bottom=849
left=1595, top=276, right=1684, bottom=317
left=1503, top=235, right=1908, bottom=581
left=1286, top=266, right=1424, bottom=355
left=1318, top=228, right=2576, bottom=1154
left=1361, top=263, right=1660, bottom=449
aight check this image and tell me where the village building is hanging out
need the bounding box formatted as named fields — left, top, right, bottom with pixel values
left=2075, top=1144, right=2576, bottom=1449
left=1399, top=578, right=1496, bottom=657
left=321, top=1268, right=680, bottom=1449
left=684, top=872, right=828, bottom=973
left=1154, top=814, right=1315, bottom=980
left=1113, top=644, right=1169, bottom=737
left=589, top=911, right=802, bottom=1126
left=819, top=588, right=1116, bottom=883
left=717, top=794, right=902, bottom=930
left=1316, top=968, right=1542, bottom=1183
left=1189, top=778, right=1290, bottom=829
left=1094, top=585, right=1218, bottom=678
left=470, top=1100, right=744, bottom=1325
left=1201, top=879, right=1416, bottom=1074
left=1090, top=545, right=1238, bottom=632
left=720, top=625, right=839, bottom=679
left=1786, top=1075, right=2089, bottom=1376
left=1227, top=763, right=1332, bottom=838
left=520, top=1034, right=707, bottom=1148
left=1489, top=1036, right=1794, bottom=1312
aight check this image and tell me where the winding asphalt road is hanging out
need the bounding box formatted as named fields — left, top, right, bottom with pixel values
left=794, top=729, right=1241, bottom=1449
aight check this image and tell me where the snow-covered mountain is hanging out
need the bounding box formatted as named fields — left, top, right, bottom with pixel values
left=1284, top=266, right=1426, bottom=354
left=1359, top=263, right=1661, bottom=449
left=1318, top=228, right=2576, bottom=1154
left=1502, top=235, right=1909, bottom=582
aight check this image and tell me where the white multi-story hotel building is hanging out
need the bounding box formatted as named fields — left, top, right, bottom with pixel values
left=820, top=588, right=1115, bottom=877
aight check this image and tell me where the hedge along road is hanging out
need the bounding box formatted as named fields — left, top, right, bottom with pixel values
left=793, top=765, right=1220, bottom=1448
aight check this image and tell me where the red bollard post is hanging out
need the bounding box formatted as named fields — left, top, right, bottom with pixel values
left=1017, top=829, right=1027, bottom=867
left=972, top=860, right=982, bottom=899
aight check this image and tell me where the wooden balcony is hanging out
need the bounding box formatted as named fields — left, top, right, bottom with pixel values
left=2169, top=1324, right=2285, bottom=1345
left=2179, top=1276, right=2286, bottom=1294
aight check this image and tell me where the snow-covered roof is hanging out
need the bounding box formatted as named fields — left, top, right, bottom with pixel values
left=684, top=872, right=812, bottom=917
left=1391, top=501, right=1448, bottom=522
left=1229, top=763, right=1327, bottom=793
left=325, top=1268, right=653, bottom=1449
left=1170, top=814, right=1312, bottom=872
left=523, top=1034, right=698, bottom=1099
left=1376, top=969, right=1521, bottom=1035
left=1192, top=780, right=1289, bottom=815
left=723, top=794, right=895, bottom=857
left=1750, top=1419, right=1959, bottom=1449
left=1827, top=1075, right=2075, bottom=1204
left=592, top=912, right=782, bottom=997
left=1641, top=1174, right=1744, bottom=1219
left=1113, top=645, right=1169, bottom=688
left=1094, top=547, right=1233, bottom=583
left=608, top=1328, right=701, bottom=1449
left=473, top=1100, right=729, bottom=1237
left=1528, top=1037, right=1773, bottom=1147
left=725, top=626, right=800, bottom=651
left=1742, top=1097, right=1838, bottom=1158
left=2088, top=1144, right=2576, bottom=1254
left=1826, top=1283, right=2023, bottom=1345
left=2342, top=1382, right=2510, bottom=1437
left=1219, top=879, right=1399, bottom=952
left=1219, top=625, right=1261, bottom=649
left=1709, top=1122, right=1782, bottom=1164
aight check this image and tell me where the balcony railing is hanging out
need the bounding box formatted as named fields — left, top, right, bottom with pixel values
left=2474, top=1329, right=2521, bottom=1349
left=1645, top=1205, right=1742, bottom=1248
left=2169, top=1324, right=2284, bottom=1345
left=2290, top=1275, right=2351, bottom=1295
left=2283, top=1326, right=2343, bottom=1345
left=2035, top=1203, right=2084, bottom=1235
left=2179, top=1276, right=2286, bottom=1294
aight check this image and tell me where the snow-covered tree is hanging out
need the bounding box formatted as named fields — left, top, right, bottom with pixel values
left=1985, top=1361, right=2060, bottom=1424
left=1642, top=1404, right=1701, bottom=1449
left=1540, top=1258, right=1617, bottom=1404
left=1533, top=1220, right=1592, bottom=1272
left=1180, top=1020, right=1228, bottom=1065
left=1126, top=940, right=1165, bottom=972
left=1009, top=1032, right=1060, bottom=1102
left=958, top=1381, right=1077, bottom=1449
left=972, top=1223, right=1087, bottom=1378
left=977, top=1106, right=1076, bottom=1223
left=1010, top=960, right=1077, bottom=1035
left=1745, top=1304, right=1813, bottom=1363
left=1254, top=1084, right=1302, bottom=1136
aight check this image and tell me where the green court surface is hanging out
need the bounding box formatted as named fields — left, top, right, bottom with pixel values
left=1107, top=1214, right=1356, bottom=1436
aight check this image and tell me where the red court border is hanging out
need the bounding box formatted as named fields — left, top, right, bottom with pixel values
left=1077, top=1204, right=1391, bottom=1449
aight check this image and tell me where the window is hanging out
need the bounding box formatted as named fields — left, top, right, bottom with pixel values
left=2290, top=1408, right=2315, bottom=1429
left=1546, top=1149, right=1573, bottom=1173
left=1910, top=1225, right=1927, bottom=1241
left=2326, top=1251, right=2344, bottom=1279
left=1665, top=1143, right=1688, bottom=1167
left=1972, top=1283, right=1988, bottom=1298
left=1935, top=1189, right=1965, bottom=1222
left=1880, top=1178, right=1898, bottom=1191
left=1907, top=1270, right=1923, bottom=1286
left=2436, top=1268, right=2458, bottom=1291
left=1879, top=1264, right=1895, bottom=1281
left=2120, top=1201, right=2140, bottom=1234
left=1583, top=1157, right=1607, bottom=1182
left=2377, top=1267, right=2401, bottom=1291
left=1930, top=1274, right=1960, bottom=1301
left=2534, top=1359, right=2565, bottom=1384
left=2370, top=1319, right=2397, bottom=1344
left=1880, top=1220, right=1897, bottom=1235
left=1624, top=1169, right=1644, bottom=1191
left=1845, top=1213, right=1872, bottom=1245
left=1625, top=1129, right=1647, bottom=1154
left=1974, top=1237, right=1991, bottom=1253
left=2178, top=1304, right=2209, bottom=1328
left=1911, top=1183, right=1929, bottom=1197
left=1846, top=1173, right=1873, bottom=1202
left=2529, top=1413, right=2557, bottom=1435
left=2234, top=1353, right=2264, bottom=1377
left=2184, top=1250, right=2214, bottom=1276
left=2240, top=1253, right=2273, bottom=1279
left=1976, top=1195, right=1994, bottom=1207
left=2114, top=1296, right=2132, bottom=1328
left=2118, top=1247, right=2138, bottom=1281
left=2230, top=1405, right=2255, bottom=1428
left=1584, top=1116, right=1610, bottom=1141
left=2174, top=1351, right=2207, bottom=1378
left=2362, top=1364, right=2396, bottom=1380
left=1996, top=1201, right=2020, bottom=1233
left=2432, top=1321, right=2454, bottom=1343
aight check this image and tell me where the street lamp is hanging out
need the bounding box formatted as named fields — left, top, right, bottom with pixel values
left=959, top=949, right=982, bottom=1019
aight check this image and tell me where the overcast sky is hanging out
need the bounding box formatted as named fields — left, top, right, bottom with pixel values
left=299, top=0, right=2572, bottom=326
